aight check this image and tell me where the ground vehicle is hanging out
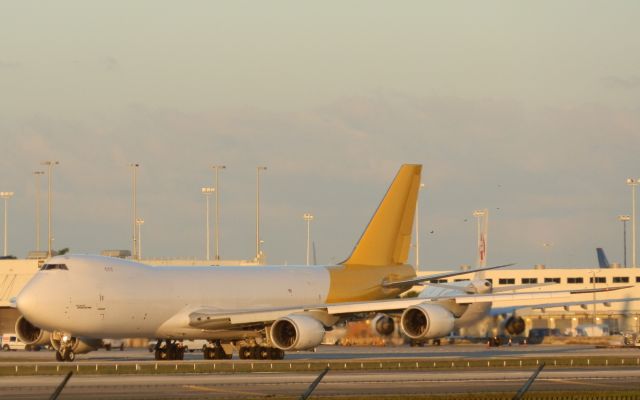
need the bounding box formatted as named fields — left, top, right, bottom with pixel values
left=102, top=339, right=125, bottom=351
left=527, top=328, right=564, bottom=344
left=2, top=334, right=26, bottom=351
left=622, top=332, right=640, bottom=347
left=576, top=324, right=609, bottom=337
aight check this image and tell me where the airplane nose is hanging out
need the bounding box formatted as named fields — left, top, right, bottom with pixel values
left=16, top=282, right=38, bottom=319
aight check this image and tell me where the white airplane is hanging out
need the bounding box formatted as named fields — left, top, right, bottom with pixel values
left=13, top=164, right=630, bottom=361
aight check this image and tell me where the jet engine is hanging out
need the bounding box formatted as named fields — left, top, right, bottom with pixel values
left=400, top=303, right=455, bottom=340
left=270, top=314, right=325, bottom=351
left=15, top=316, right=51, bottom=347
left=370, top=314, right=395, bottom=336
left=49, top=332, right=102, bottom=354
left=504, top=315, right=526, bottom=335
left=15, top=317, right=100, bottom=355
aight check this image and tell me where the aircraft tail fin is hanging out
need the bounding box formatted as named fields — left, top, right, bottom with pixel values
left=342, top=164, right=422, bottom=266
left=596, top=248, right=610, bottom=268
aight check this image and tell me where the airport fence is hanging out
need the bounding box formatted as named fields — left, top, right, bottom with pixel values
left=355, top=394, right=640, bottom=400
left=1, top=356, right=640, bottom=376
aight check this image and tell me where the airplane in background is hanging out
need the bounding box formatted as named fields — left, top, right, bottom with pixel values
left=368, top=252, right=636, bottom=342
left=13, top=164, right=631, bottom=361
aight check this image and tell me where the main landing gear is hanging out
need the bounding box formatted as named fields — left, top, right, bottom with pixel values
left=238, top=346, right=285, bottom=360
left=203, top=341, right=233, bottom=360
left=153, top=339, right=185, bottom=361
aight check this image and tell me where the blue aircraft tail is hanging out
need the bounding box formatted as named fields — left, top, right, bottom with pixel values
left=596, top=248, right=610, bottom=268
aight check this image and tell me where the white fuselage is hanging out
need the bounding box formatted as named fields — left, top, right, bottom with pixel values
left=17, top=255, right=331, bottom=339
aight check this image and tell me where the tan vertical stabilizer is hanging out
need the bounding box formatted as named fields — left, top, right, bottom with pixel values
left=342, top=164, right=422, bottom=266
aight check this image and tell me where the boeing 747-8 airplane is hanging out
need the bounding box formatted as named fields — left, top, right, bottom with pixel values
left=13, top=165, right=630, bottom=361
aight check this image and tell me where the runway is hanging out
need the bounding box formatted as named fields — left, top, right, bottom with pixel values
left=1, top=343, right=637, bottom=363
left=1, top=367, right=639, bottom=399
left=1, top=345, right=640, bottom=399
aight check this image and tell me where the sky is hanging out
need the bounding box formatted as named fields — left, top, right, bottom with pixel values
left=1, top=1, right=639, bottom=268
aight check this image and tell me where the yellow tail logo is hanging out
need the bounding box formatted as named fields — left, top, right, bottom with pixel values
left=342, top=164, right=422, bottom=266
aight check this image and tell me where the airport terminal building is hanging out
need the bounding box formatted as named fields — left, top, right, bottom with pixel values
left=417, top=265, right=640, bottom=336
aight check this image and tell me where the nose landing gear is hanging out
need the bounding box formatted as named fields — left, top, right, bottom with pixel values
left=54, top=335, right=76, bottom=362
left=55, top=347, right=75, bottom=362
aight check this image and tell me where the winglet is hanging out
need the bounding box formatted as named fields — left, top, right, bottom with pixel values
left=342, top=164, right=422, bottom=266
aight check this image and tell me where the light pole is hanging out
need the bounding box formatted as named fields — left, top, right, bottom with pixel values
left=202, top=187, right=215, bottom=260
left=41, top=161, right=59, bottom=258
left=542, top=242, right=553, bottom=267
left=130, top=163, right=139, bottom=260
left=1, top=192, right=14, bottom=257
left=212, top=165, right=226, bottom=260
left=256, top=166, right=267, bottom=262
left=136, top=218, right=144, bottom=259
left=627, top=178, right=639, bottom=268
left=33, top=171, right=44, bottom=252
left=415, top=183, right=425, bottom=272
left=619, top=215, right=631, bottom=267
left=303, top=213, right=314, bottom=265
left=473, top=209, right=488, bottom=267
left=589, top=270, right=601, bottom=326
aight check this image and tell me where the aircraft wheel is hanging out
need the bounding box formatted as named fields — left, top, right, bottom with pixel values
left=239, top=346, right=252, bottom=360
left=62, top=349, right=75, bottom=362
left=258, top=347, right=271, bottom=360
left=177, top=347, right=185, bottom=360
left=166, top=346, right=176, bottom=360
left=250, top=346, right=260, bottom=359
left=215, top=346, right=227, bottom=359
left=56, top=351, right=64, bottom=361
left=154, top=348, right=166, bottom=360
left=203, top=347, right=211, bottom=359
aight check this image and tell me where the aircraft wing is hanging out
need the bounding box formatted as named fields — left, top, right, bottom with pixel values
left=188, top=285, right=632, bottom=330
left=448, top=285, right=633, bottom=305
left=490, top=297, right=640, bottom=316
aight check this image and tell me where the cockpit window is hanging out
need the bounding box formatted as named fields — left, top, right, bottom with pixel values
left=41, top=264, right=69, bottom=271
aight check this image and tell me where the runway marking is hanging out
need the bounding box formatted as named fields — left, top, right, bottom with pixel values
left=545, top=378, right=626, bottom=390
left=183, top=384, right=268, bottom=397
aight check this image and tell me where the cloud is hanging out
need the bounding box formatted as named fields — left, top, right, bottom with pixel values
left=0, top=60, right=21, bottom=70
left=602, top=75, right=640, bottom=90
left=1, top=92, right=638, bottom=267
left=103, top=57, right=119, bottom=71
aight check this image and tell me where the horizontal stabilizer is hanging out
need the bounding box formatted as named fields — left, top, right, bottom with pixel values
left=491, top=283, right=556, bottom=293
left=383, top=263, right=515, bottom=289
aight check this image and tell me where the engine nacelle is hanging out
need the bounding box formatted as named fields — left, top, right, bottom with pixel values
left=50, top=332, right=102, bottom=355
left=469, top=279, right=492, bottom=294
left=504, top=315, right=525, bottom=335
left=400, top=303, right=455, bottom=340
left=15, top=316, right=51, bottom=347
left=270, top=314, right=325, bottom=351
left=370, top=314, right=395, bottom=336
